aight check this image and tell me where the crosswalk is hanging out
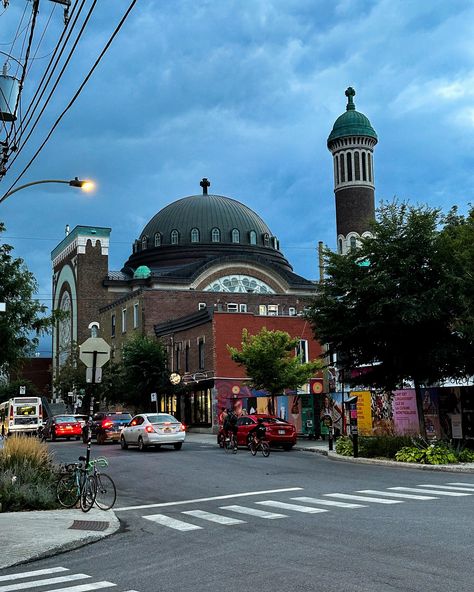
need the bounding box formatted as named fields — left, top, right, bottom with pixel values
left=0, top=566, right=138, bottom=592
left=138, top=481, right=474, bottom=533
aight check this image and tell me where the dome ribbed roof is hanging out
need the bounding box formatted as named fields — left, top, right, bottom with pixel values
left=327, top=87, right=377, bottom=144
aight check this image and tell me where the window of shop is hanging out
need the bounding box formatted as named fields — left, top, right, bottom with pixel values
left=193, top=389, right=212, bottom=425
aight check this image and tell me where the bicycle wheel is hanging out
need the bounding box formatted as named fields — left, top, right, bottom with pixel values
left=231, top=435, right=238, bottom=454
left=56, top=473, right=80, bottom=508
left=250, top=440, right=257, bottom=456
left=80, top=474, right=97, bottom=512
left=261, top=442, right=270, bottom=457
left=223, top=438, right=231, bottom=453
left=95, top=473, right=117, bottom=510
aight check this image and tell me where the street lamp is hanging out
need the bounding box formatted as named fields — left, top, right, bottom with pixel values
left=0, top=177, right=95, bottom=204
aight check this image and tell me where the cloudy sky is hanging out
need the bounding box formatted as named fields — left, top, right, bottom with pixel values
left=1, top=0, right=473, bottom=356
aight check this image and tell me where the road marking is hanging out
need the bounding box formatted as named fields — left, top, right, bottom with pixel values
left=0, top=574, right=90, bottom=592
left=255, top=500, right=328, bottom=514
left=292, top=496, right=367, bottom=509
left=220, top=505, right=287, bottom=519
left=324, top=493, right=403, bottom=504
left=416, top=484, right=474, bottom=492
left=143, top=514, right=202, bottom=531
left=389, top=487, right=471, bottom=497
left=114, top=487, right=303, bottom=511
left=44, top=583, right=117, bottom=592
left=0, top=568, right=69, bottom=582
left=357, top=489, right=437, bottom=500
left=182, top=510, right=245, bottom=525
left=447, top=482, right=474, bottom=488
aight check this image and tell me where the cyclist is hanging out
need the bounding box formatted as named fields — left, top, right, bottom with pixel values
left=224, top=408, right=238, bottom=450
left=249, top=417, right=267, bottom=446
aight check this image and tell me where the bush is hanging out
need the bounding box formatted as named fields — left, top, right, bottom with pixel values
left=335, top=435, right=353, bottom=456
left=0, top=436, right=59, bottom=512
left=395, top=442, right=458, bottom=465
left=457, top=448, right=474, bottom=463
left=359, top=435, right=414, bottom=459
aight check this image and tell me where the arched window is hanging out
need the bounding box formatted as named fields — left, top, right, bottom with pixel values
left=141, top=236, right=148, bottom=250
left=211, top=228, right=220, bottom=242
left=231, top=228, right=240, bottom=243
left=154, top=233, right=161, bottom=247
left=362, top=152, right=367, bottom=181
left=338, top=238, right=343, bottom=254
left=191, top=228, right=200, bottom=243
left=350, top=236, right=357, bottom=251
left=340, top=154, right=345, bottom=182
left=354, top=151, right=360, bottom=181
left=249, top=230, right=257, bottom=245
left=346, top=153, right=352, bottom=182
left=368, top=153, right=372, bottom=182
left=263, top=233, right=270, bottom=247
left=335, top=156, right=340, bottom=184
left=272, top=237, right=278, bottom=249
left=171, top=230, right=179, bottom=245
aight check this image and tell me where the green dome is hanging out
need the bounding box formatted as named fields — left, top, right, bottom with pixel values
left=327, top=87, right=377, bottom=145
left=133, top=265, right=151, bottom=279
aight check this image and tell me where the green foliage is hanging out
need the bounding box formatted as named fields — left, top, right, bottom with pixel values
left=395, top=442, right=458, bottom=465
left=335, top=435, right=353, bottom=456
left=0, top=379, right=40, bottom=404
left=228, top=328, right=321, bottom=397
left=0, top=436, right=59, bottom=511
left=457, top=448, right=474, bottom=463
left=0, top=223, right=60, bottom=374
left=358, top=435, right=413, bottom=459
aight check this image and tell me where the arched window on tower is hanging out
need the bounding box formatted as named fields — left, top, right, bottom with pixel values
left=154, top=233, right=161, bottom=247
left=191, top=228, right=200, bottom=243
left=263, top=233, right=270, bottom=247
left=338, top=238, right=343, bottom=254
left=347, top=153, right=353, bottom=182
left=362, top=152, right=367, bottom=181
left=141, top=236, right=148, bottom=250
left=340, top=154, right=345, bottom=182
left=354, top=151, right=360, bottom=181
left=231, top=228, right=240, bottom=243
left=368, top=153, right=372, bottom=182
left=249, top=230, right=257, bottom=245
left=335, top=156, right=339, bottom=184
left=350, top=236, right=357, bottom=251
left=211, top=228, right=221, bottom=243
left=171, top=230, right=179, bottom=245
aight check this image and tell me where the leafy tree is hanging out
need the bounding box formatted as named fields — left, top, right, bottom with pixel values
left=306, top=202, right=474, bottom=436
left=53, top=344, right=88, bottom=400
left=228, top=327, right=321, bottom=409
left=0, top=379, right=40, bottom=404
left=0, top=223, right=58, bottom=373
left=121, top=334, right=169, bottom=409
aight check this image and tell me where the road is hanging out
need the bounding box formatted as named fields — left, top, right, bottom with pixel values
left=1, top=438, right=473, bottom=592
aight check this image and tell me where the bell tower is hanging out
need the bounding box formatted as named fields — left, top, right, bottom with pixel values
left=327, top=87, right=378, bottom=254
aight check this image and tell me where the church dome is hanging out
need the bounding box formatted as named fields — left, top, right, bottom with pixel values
left=133, top=265, right=151, bottom=279
left=327, top=87, right=377, bottom=145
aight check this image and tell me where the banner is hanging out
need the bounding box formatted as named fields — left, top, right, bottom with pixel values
left=393, top=390, right=419, bottom=435
left=352, top=391, right=372, bottom=435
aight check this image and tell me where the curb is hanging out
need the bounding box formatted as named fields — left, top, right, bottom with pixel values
left=326, top=452, right=474, bottom=473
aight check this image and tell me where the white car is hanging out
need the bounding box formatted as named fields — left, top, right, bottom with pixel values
left=120, top=413, right=186, bottom=451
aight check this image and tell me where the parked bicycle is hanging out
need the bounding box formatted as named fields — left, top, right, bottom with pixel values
left=249, top=437, right=270, bottom=457
left=56, top=456, right=116, bottom=512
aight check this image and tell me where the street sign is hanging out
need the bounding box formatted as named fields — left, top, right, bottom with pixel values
left=79, top=337, right=111, bottom=368
left=86, top=367, right=103, bottom=383
left=19, top=386, right=26, bottom=395
left=151, top=392, right=157, bottom=402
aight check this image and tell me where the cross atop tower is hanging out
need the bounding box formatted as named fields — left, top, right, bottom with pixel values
left=345, top=87, right=356, bottom=111
left=200, top=178, right=210, bottom=195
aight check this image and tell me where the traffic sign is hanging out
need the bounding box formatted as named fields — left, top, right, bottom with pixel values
left=79, top=337, right=111, bottom=368
left=151, top=392, right=157, bottom=402
left=86, top=367, right=103, bottom=383
left=19, top=385, right=26, bottom=395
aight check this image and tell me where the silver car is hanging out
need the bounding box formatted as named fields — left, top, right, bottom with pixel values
left=120, top=413, right=186, bottom=451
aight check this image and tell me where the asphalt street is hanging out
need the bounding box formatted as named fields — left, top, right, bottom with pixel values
left=1, top=438, right=473, bottom=592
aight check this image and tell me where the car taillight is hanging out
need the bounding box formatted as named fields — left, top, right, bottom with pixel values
left=145, top=425, right=155, bottom=433
left=179, top=423, right=186, bottom=432
left=9, top=406, right=13, bottom=421
left=102, top=420, right=113, bottom=428
left=39, top=404, right=42, bottom=419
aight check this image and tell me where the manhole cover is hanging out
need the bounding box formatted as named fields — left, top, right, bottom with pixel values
left=69, top=520, right=109, bottom=531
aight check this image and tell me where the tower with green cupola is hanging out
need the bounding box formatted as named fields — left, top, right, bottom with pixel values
left=327, top=87, right=378, bottom=254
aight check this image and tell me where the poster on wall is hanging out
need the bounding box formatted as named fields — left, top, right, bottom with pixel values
left=393, top=390, right=419, bottom=435
left=371, top=392, right=394, bottom=435
left=422, top=388, right=441, bottom=440
left=438, top=388, right=463, bottom=440
left=352, top=391, right=372, bottom=435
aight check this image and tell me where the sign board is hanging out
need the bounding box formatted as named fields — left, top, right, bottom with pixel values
left=19, top=385, right=26, bottom=395
left=79, top=337, right=111, bottom=368
left=86, top=367, right=102, bottom=383
left=151, top=392, right=157, bottom=402
left=0, top=303, right=6, bottom=312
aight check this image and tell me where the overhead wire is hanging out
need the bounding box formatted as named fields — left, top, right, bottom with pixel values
left=26, top=2, right=56, bottom=76
left=1, top=0, right=138, bottom=201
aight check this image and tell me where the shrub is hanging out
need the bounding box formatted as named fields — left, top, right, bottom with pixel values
left=457, top=448, right=474, bottom=463
left=0, top=436, right=59, bottom=512
left=359, top=435, right=414, bottom=459
left=395, top=442, right=458, bottom=465
left=335, top=435, right=353, bottom=456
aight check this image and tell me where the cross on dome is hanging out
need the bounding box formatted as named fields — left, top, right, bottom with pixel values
left=200, top=178, right=211, bottom=195
left=345, top=87, right=356, bottom=111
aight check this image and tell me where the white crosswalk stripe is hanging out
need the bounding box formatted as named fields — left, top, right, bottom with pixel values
left=291, top=496, right=367, bottom=508
left=0, top=568, right=69, bottom=583
left=0, top=574, right=90, bottom=592
left=416, top=484, right=474, bottom=492
left=324, top=493, right=403, bottom=504
left=43, top=583, right=116, bottom=592
left=182, top=510, right=245, bottom=525
left=357, top=489, right=438, bottom=500
left=447, top=482, right=474, bottom=488
left=255, top=500, right=328, bottom=514
left=389, top=487, right=471, bottom=497
left=143, top=514, right=202, bottom=531
left=220, top=505, right=287, bottom=519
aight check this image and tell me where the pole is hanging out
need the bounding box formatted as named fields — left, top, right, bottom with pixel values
left=155, top=396, right=159, bottom=414
left=85, top=350, right=97, bottom=467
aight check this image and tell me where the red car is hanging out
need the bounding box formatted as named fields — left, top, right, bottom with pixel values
left=42, top=415, right=82, bottom=441
left=218, top=414, right=297, bottom=450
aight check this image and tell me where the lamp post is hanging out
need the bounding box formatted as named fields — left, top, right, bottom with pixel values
left=0, top=177, right=95, bottom=205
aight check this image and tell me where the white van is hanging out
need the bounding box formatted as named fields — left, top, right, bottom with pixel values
left=0, top=397, right=44, bottom=436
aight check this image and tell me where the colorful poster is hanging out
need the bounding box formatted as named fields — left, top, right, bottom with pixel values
left=371, top=392, right=394, bottom=435
left=352, top=391, right=372, bottom=435
left=393, top=390, right=419, bottom=435
left=422, top=388, right=441, bottom=440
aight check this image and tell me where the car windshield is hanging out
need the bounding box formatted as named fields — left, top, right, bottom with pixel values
left=106, top=414, right=131, bottom=420
left=147, top=414, right=178, bottom=424
left=55, top=416, right=77, bottom=423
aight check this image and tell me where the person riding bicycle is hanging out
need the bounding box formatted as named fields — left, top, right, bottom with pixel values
left=223, top=408, right=238, bottom=447
left=249, top=417, right=266, bottom=445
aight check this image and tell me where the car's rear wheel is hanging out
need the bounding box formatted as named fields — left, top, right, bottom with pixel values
left=282, top=444, right=294, bottom=451
left=120, top=436, right=128, bottom=450
left=173, top=442, right=182, bottom=450
left=138, top=437, right=146, bottom=451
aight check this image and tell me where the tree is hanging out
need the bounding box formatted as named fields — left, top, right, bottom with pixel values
left=0, top=379, right=40, bottom=404
left=228, top=327, right=321, bottom=409
left=305, top=202, right=474, bottom=436
left=121, top=334, right=169, bottom=409
left=0, top=223, right=58, bottom=373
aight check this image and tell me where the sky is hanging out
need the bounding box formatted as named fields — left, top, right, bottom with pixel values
left=1, top=0, right=474, bottom=356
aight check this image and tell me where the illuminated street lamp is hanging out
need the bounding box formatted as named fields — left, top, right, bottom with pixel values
left=0, top=177, right=95, bottom=204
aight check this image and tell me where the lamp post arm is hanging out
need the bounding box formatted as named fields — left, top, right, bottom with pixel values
left=1, top=179, right=71, bottom=204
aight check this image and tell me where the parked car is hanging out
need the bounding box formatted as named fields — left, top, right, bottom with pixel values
left=82, top=411, right=132, bottom=444
left=42, top=415, right=82, bottom=441
left=120, top=413, right=186, bottom=451
left=217, top=414, right=297, bottom=450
